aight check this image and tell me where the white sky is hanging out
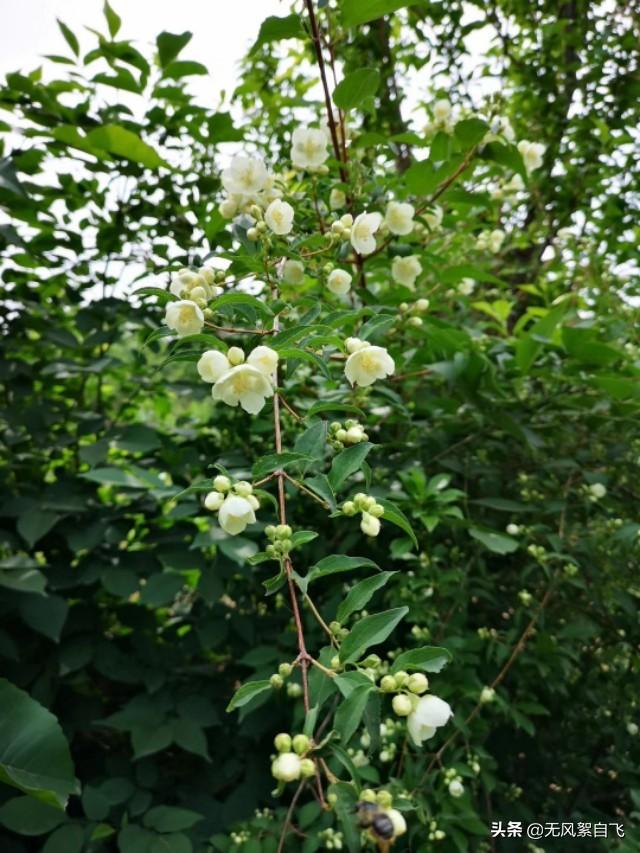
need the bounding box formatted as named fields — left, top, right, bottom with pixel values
left=0, top=0, right=285, bottom=106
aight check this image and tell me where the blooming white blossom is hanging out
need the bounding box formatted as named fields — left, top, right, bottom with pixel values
left=517, top=140, right=545, bottom=174
left=164, top=300, right=205, bottom=337
left=197, top=350, right=231, bottom=383
left=433, top=98, right=452, bottom=123
left=449, top=779, right=465, bottom=798
left=392, top=255, right=422, bottom=289
left=222, top=154, right=268, bottom=196
left=212, top=364, right=275, bottom=414
left=350, top=212, right=382, bottom=255
left=282, top=259, right=305, bottom=285
left=344, top=341, right=395, bottom=387
left=265, top=199, right=294, bottom=235
left=327, top=269, right=352, bottom=296
left=247, top=345, right=279, bottom=377
left=170, top=269, right=200, bottom=298
left=407, top=694, right=453, bottom=746
left=424, top=205, right=443, bottom=231
left=384, top=201, right=415, bottom=236
left=330, top=188, right=346, bottom=210
left=458, top=278, right=476, bottom=296
left=272, top=752, right=302, bottom=782
left=477, top=229, right=506, bottom=253
left=291, top=126, right=329, bottom=172
left=386, top=809, right=407, bottom=837
left=218, top=494, right=256, bottom=535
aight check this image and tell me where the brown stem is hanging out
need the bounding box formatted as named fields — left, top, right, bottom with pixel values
left=277, top=779, right=307, bottom=853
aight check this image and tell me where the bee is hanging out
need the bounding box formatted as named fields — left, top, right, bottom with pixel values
left=354, top=800, right=395, bottom=841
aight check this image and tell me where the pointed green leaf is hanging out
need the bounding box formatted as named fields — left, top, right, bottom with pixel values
left=339, top=607, right=408, bottom=663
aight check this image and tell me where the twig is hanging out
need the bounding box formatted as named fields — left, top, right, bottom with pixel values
left=277, top=779, right=307, bottom=853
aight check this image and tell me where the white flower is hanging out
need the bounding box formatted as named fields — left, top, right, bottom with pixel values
left=327, top=269, right=352, bottom=295
left=198, top=350, right=231, bottom=383
left=505, top=174, right=525, bottom=193
left=330, top=188, right=346, bottom=210
left=345, top=343, right=395, bottom=387
left=386, top=809, right=407, bottom=837
left=433, top=98, right=452, bottom=123
left=350, top=212, right=382, bottom=256
left=448, top=779, right=464, bottom=798
left=282, top=260, right=305, bottom=285
left=247, top=345, right=279, bottom=377
left=407, top=694, right=453, bottom=746
left=360, top=512, right=381, bottom=537
left=589, top=482, right=607, bottom=499
left=265, top=199, right=294, bottom=235
left=291, top=126, right=329, bottom=171
left=222, top=154, right=268, bottom=195
left=392, top=255, right=422, bottom=289
left=169, top=269, right=200, bottom=298
left=424, top=205, right=443, bottom=231
left=384, top=201, right=415, bottom=236
left=212, top=364, right=275, bottom=414
left=204, top=491, right=225, bottom=511
left=164, top=300, right=205, bottom=337
left=272, top=752, right=302, bottom=782
left=517, top=140, right=545, bottom=174
left=458, top=278, right=476, bottom=296
left=477, top=229, right=506, bottom=253
left=218, top=494, right=256, bottom=535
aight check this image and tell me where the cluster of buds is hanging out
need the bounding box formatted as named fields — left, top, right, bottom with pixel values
left=319, top=828, right=344, bottom=850
left=527, top=543, right=548, bottom=563
left=230, top=830, right=250, bottom=845
left=427, top=820, right=446, bottom=842
left=477, top=626, right=499, bottom=640
left=476, top=228, right=506, bottom=253
left=518, top=589, right=533, bottom=606
left=204, top=475, right=260, bottom=536
left=329, top=213, right=353, bottom=241
left=443, top=767, right=465, bottom=798
left=385, top=671, right=429, bottom=717
left=411, top=625, right=431, bottom=641
left=393, top=298, right=430, bottom=330
left=265, top=524, right=293, bottom=560
left=342, top=493, right=385, bottom=537
left=271, top=733, right=316, bottom=783
left=169, top=265, right=225, bottom=308
left=585, top=482, right=607, bottom=501
left=328, top=419, right=368, bottom=450
left=269, top=661, right=293, bottom=690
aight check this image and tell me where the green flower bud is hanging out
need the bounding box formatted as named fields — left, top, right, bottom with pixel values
left=327, top=792, right=338, bottom=806
left=330, top=655, right=341, bottom=670
left=360, top=788, right=377, bottom=803
left=213, top=474, right=231, bottom=492
left=299, top=758, right=316, bottom=778
left=342, top=500, right=356, bottom=516
left=276, top=524, right=292, bottom=538
left=380, top=675, right=397, bottom=693
left=376, top=790, right=393, bottom=809
left=407, top=673, right=429, bottom=694
left=266, top=544, right=276, bottom=557
left=369, top=503, right=385, bottom=518
left=247, top=227, right=259, bottom=241
left=265, top=525, right=276, bottom=539
left=274, top=733, right=292, bottom=752
left=392, top=694, right=413, bottom=717
left=329, top=621, right=342, bottom=635
left=292, top=734, right=311, bottom=755
left=270, top=674, right=284, bottom=689
left=363, top=654, right=381, bottom=668
left=234, top=480, right=253, bottom=497
left=287, top=683, right=303, bottom=698
left=278, top=663, right=293, bottom=678
left=394, top=670, right=409, bottom=687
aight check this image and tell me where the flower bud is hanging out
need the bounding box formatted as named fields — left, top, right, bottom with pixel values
left=287, top=683, right=303, bottom=698
left=249, top=204, right=263, bottom=219
left=415, top=298, right=430, bottom=311
left=327, top=791, right=338, bottom=806
left=480, top=686, right=495, bottom=704
left=361, top=512, right=381, bottom=537
left=204, top=491, right=224, bottom=511
left=292, top=734, right=311, bottom=755
left=360, top=788, right=377, bottom=803
left=449, top=779, right=464, bottom=798
left=363, top=654, right=381, bottom=668
left=247, top=227, right=259, bottom=241
left=336, top=429, right=348, bottom=442
left=270, top=674, right=284, bottom=689
left=506, top=523, right=520, bottom=536
left=274, top=733, right=292, bottom=752
left=353, top=492, right=367, bottom=508
left=219, top=198, right=237, bottom=219
left=330, top=655, right=341, bottom=670
left=227, top=346, right=245, bottom=366
left=279, top=663, right=293, bottom=678
left=407, top=673, right=429, bottom=694
left=272, top=752, right=301, bottom=782
left=276, top=524, right=292, bottom=538
left=340, top=214, right=353, bottom=227
left=248, top=495, right=260, bottom=510
left=265, top=525, right=276, bottom=539
left=394, top=670, right=409, bottom=687
left=392, top=694, right=413, bottom=717
left=376, top=790, right=393, bottom=809
left=213, top=474, right=231, bottom=492
left=408, top=316, right=423, bottom=327
left=380, top=675, right=397, bottom=693
left=369, top=503, right=385, bottom=518
left=234, top=480, right=253, bottom=497
left=342, top=500, right=356, bottom=516
left=299, top=758, right=316, bottom=778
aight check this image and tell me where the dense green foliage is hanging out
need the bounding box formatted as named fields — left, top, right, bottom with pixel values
left=1, top=1, right=639, bottom=851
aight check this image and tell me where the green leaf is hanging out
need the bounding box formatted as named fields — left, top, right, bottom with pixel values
left=226, top=680, right=272, bottom=713
left=334, top=684, right=374, bottom=745
left=172, top=720, right=210, bottom=761
left=156, top=31, right=192, bottom=68
left=390, top=646, right=452, bottom=674
left=144, top=806, right=204, bottom=833
left=103, top=1, right=122, bottom=37
left=86, top=125, right=166, bottom=169
left=213, top=292, right=273, bottom=319
left=341, top=0, right=421, bottom=27
left=481, top=141, right=526, bottom=179
left=17, top=509, right=61, bottom=548
left=0, top=679, right=78, bottom=808
left=20, top=595, right=68, bottom=642
left=57, top=20, right=79, bottom=56
left=304, top=474, right=336, bottom=510
left=306, top=401, right=364, bottom=418
left=139, top=574, right=183, bottom=607
left=562, top=327, right=620, bottom=366
left=163, top=61, right=208, bottom=79
left=0, top=558, right=47, bottom=595
left=131, top=725, right=173, bottom=759
left=454, top=118, right=489, bottom=147
left=469, top=526, right=519, bottom=554
left=0, top=796, right=66, bottom=836
left=42, top=825, right=85, bottom=853
left=339, top=607, right=408, bottom=663
left=515, top=303, right=567, bottom=372
left=294, top=420, right=327, bottom=461
left=252, top=452, right=315, bottom=479
left=337, top=572, right=396, bottom=622
left=328, top=442, right=373, bottom=491
left=333, top=68, right=380, bottom=110
left=252, top=14, right=303, bottom=50
left=299, top=555, right=379, bottom=593
left=375, top=498, right=418, bottom=546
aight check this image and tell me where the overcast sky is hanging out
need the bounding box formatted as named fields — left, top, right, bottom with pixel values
left=1, top=0, right=285, bottom=105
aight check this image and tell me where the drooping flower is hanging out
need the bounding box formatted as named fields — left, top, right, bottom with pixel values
left=197, top=350, right=231, bottom=383
left=433, top=98, right=452, bottom=123
left=212, top=364, right=275, bottom=414
left=327, top=269, right=352, bottom=295
left=386, top=809, right=407, bottom=837
left=222, top=154, right=268, bottom=195
left=517, top=140, right=545, bottom=174
left=406, top=694, right=453, bottom=746
left=360, top=512, right=381, bottom=537
left=392, top=255, right=422, bottom=289
left=384, top=201, right=415, bottom=236
left=218, top=494, right=256, bottom=535
left=350, top=212, right=382, bottom=256
left=271, top=752, right=302, bottom=782
left=344, top=340, right=395, bottom=387
left=291, top=126, right=329, bottom=172
left=246, top=345, right=279, bottom=377
left=265, top=199, right=294, bottom=235
left=164, top=300, right=205, bottom=337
